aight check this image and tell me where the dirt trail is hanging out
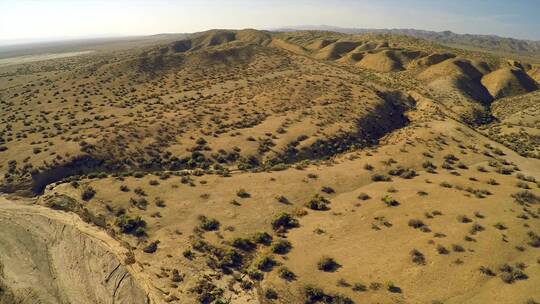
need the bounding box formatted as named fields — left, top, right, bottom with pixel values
left=0, top=196, right=158, bottom=304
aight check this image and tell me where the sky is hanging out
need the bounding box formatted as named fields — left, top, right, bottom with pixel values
left=1, top=0, right=539, bottom=44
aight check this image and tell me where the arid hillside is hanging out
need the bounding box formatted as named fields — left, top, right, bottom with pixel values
left=0, top=29, right=539, bottom=304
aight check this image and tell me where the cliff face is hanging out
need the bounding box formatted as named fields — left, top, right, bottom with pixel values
left=0, top=197, right=150, bottom=304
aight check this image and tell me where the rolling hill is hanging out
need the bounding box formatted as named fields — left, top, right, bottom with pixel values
left=0, top=29, right=539, bottom=304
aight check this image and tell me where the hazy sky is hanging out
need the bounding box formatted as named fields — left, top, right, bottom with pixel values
left=1, top=0, right=539, bottom=43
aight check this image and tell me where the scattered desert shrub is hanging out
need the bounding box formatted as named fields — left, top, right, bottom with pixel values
left=388, top=166, right=417, bottom=179
left=352, top=282, right=367, bottom=292
left=265, top=288, right=278, bottom=300
left=487, top=179, right=498, bottom=185
left=436, top=245, right=449, bottom=255
left=371, top=174, right=391, bottom=182
left=45, top=195, right=78, bottom=212
left=130, top=197, right=148, bottom=210
left=155, top=197, right=166, bottom=207
left=81, top=186, right=96, bottom=201
left=271, top=213, right=299, bottom=231
left=303, top=285, right=353, bottom=304
left=134, top=186, right=146, bottom=196
left=477, top=166, right=488, bottom=172
left=512, top=190, right=540, bottom=204
left=336, top=278, right=350, bottom=287
left=271, top=239, right=292, bottom=254
left=171, top=269, right=183, bottom=283
left=307, top=173, right=318, bottom=179
left=479, top=266, right=495, bottom=276
left=115, top=215, right=146, bottom=236
left=499, top=263, right=528, bottom=283
left=452, top=244, right=465, bottom=252
left=189, top=278, right=224, bottom=304
left=440, top=181, right=452, bottom=188
left=408, top=219, right=426, bottom=229
left=198, top=215, right=220, bottom=231
left=252, top=231, right=273, bottom=245
left=369, top=282, right=383, bottom=290
left=248, top=269, right=264, bottom=281
left=381, top=195, right=399, bottom=207
left=410, top=249, right=426, bottom=265
left=528, top=231, right=540, bottom=248
left=470, top=223, right=485, bottom=234
left=143, top=240, right=159, bottom=253
left=231, top=237, right=256, bottom=251
left=317, top=256, right=339, bottom=272
left=363, top=163, right=374, bottom=171
left=183, top=249, right=194, bottom=259
left=254, top=255, right=276, bottom=271
left=494, top=222, right=507, bottom=230
left=321, top=186, right=335, bottom=194
left=517, top=181, right=531, bottom=189
left=275, top=195, right=289, bottom=204
left=357, top=193, right=370, bottom=200
left=277, top=266, right=296, bottom=281
left=306, top=194, right=331, bottom=210
left=236, top=189, right=251, bottom=198
left=386, top=281, right=401, bottom=293
left=457, top=215, right=472, bottom=223
left=422, top=161, right=437, bottom=173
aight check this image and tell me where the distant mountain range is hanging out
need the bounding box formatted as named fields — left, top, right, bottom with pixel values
left=276, top=25, right=540, bottom=57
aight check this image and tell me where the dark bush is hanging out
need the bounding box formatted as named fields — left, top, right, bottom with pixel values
left=232, top=237, right=256, bottom=251
left=252, top=231, right=273, bottom=245
left=143, top=240, right=159, bottom=253
left=81, top=186, right=96, bottom=201
left=317, top=256, right=340, bottom=272
left=271, top=213, right=299, bottom=231
left=306, top=194, right=331, bottom=211
left=115, top=215, right=146, bottom=236
left=198, top=215, right=220, bottom=231
left=271, top=239, right=292, bottom=254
